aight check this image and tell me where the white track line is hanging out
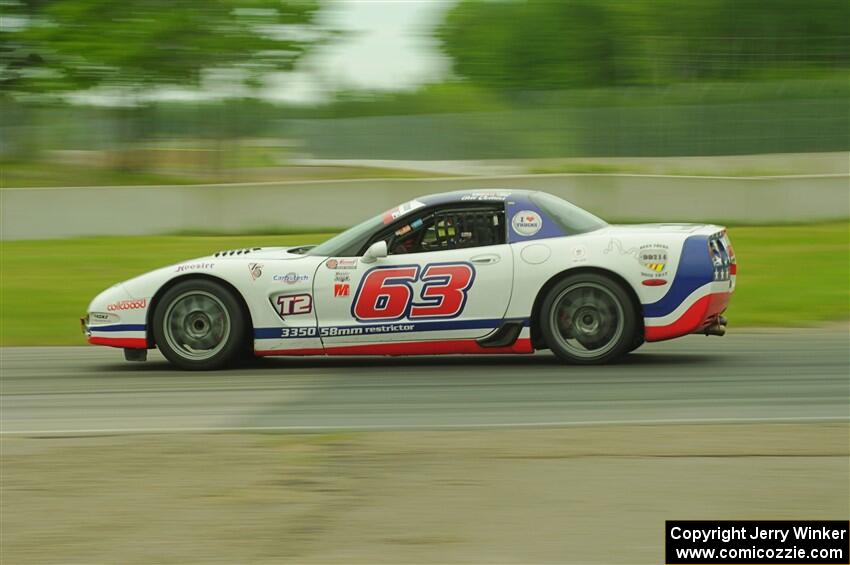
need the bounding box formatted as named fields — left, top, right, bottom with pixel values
left=1, top=416, right=847, bottom=436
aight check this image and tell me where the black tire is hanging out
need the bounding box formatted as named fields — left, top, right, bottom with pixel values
left=152, top=279, right=246, bottom=370
left=629, top=334, right=645, bottom=353
left=539, top=273, right=638, bottom=365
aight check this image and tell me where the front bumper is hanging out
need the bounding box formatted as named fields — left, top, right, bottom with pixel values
left=82, top=312, right=148, bottom=349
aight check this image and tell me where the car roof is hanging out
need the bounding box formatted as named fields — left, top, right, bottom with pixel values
left=417, top=189, right=536, bottom=207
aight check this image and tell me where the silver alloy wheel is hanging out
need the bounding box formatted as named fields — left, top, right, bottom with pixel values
left=549, top=281, right=625, bottom=359
left=162, top=290, right=231, bottom=360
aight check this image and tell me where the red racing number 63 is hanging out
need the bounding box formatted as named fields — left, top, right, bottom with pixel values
left=352, top=263, right=475, bottom=322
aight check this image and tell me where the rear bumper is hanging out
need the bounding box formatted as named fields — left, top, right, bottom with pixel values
left=644, top=291, right=731, bottom=342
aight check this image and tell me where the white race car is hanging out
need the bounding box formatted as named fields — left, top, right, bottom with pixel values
left=83, top=190, right=736, bottom=370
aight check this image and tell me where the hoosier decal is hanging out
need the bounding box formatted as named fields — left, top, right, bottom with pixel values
left=176, top=262, right=214, bottom=273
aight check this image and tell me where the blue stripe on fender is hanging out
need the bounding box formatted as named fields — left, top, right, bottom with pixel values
left=642, top=235, right=714, bottom=319
left=254, top=317, right=529, bottom=340
left=89, top=324, right=147, bottom=332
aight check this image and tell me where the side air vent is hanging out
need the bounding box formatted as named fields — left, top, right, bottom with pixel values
left=477, top=321, right=524, bottom=348
left=213, top=247, right=261, bottom=258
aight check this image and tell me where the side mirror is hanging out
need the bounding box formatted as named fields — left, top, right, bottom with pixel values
left=361, top=240, right=388, bottom=264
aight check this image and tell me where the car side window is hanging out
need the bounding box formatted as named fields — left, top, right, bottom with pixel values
left=377, top=206, right=506, bottom=255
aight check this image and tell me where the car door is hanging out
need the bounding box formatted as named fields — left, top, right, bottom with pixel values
left=313, top=203, right=514, bottom=350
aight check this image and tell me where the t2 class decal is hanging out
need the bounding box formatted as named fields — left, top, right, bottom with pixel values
left=273, top=293, right=312, bottom=318
left=352, top=262, right=475, bottom=322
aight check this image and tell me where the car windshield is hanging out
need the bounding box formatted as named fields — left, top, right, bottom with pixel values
left=530, top=192, right=607, bottom=234
left=306, top=213, right=384, bottom=257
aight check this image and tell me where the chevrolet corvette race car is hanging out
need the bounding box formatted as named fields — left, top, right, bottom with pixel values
left=83, top=190, right=736, bottom=370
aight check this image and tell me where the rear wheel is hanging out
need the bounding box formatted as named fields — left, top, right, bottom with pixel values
left=539, top=273, right=638, bottom=365
left=153, top=280, right=246, bottom=370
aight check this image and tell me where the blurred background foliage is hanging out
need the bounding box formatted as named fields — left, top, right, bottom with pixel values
left=1, top=0, right=324, bottom=94
left=1, top=0, right=848, bottom=184
left=439, top=0, right=850, bottom=89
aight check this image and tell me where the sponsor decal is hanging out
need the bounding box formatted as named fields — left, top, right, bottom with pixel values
left=176, top=262, right=214, bottom=273
left=605, top=239, right=669, bottom=278
left=249, top=262, right=263, bottom=281
left=352, top=262, right=474, bottom=322
left=107, top=298, right=147, bottom=311
left=326, top=258, right=357, bottom=270
left=638, top=244, right=669, bottom=276
left=334, top=283, right=350, bottom=297
left=639, top=245, right=667, bottom=272
left=511, top=210, right=542, bottom=236
left=273, top=272, right=310, bottom=284
left=274, top=293, right=313, bottom=317
left=89, top=312, right=119, bottom=324
left=382, top=199, right=425, bottom=224
left=461, top=191, right=511, bottom=202
left=572, top=245, right=588, bottom=262
left=334, top=271, right=351, bottom=283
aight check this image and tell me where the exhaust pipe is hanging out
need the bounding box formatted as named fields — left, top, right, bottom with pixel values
left=704, top=324, right=726, bottom=337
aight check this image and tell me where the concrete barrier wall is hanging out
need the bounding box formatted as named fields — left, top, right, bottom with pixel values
left=2, top=173, right=847, bottom=240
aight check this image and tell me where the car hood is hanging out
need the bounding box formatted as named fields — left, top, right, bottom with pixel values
left=208, top=245, right=319, bottom=260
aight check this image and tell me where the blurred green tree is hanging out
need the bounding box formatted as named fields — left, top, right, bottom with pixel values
left=1, top=0, right=324, bottom=98
left=437, top=0, right=850, bottom=90
left=436, top=0, right=646, bottom=91
left=0, top=0, right=325, bottom=168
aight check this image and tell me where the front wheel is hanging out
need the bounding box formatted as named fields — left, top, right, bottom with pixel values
left=539, top=273, right=638, bottom=365
left=152, top=279, right=246, bottom=370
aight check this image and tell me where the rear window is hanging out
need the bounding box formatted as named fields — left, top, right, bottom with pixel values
left=529, top=192, right=607, bottom=235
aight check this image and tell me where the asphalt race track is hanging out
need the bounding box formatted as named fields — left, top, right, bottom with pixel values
left=1, top=330, right=848, bottom=435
